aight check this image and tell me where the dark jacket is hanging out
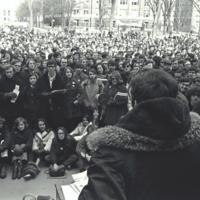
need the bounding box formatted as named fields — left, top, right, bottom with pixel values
left=63, top=77, right=83, bottom=119
left=18, top=85, right=39, bottom=122
left=0, top=125, right=10, bottom=153
left=0, top=75, right=21, bottom=121
left=50, top=135, right=76, bottom=164
left=11, top=128, right=33, bottom=152
left=36, top=72, right=65, bottom=127
left=78, top=97, right=200, bottom=200
left=102, top=83, right=128, bottom=125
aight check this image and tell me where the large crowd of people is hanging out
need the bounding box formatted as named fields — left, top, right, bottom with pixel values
left=0, top=25, right=200, bottom=185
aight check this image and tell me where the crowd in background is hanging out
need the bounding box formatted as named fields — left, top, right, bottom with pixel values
left=0, top=26, right=200, bottom=180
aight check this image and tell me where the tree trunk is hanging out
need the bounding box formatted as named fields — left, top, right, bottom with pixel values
left=28, top=0, right=33, bottom=31
left=109, top=0, right=116, bottom=30
left=153, top=0, right=162, bottom=37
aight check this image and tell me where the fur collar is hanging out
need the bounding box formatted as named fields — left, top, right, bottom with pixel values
left=85, top=116, right=200, bottom=153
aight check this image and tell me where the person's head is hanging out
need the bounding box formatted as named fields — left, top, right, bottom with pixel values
left=82, top=115, right=90, bottom=127
left=61, top=58, right=68, bottom=67
left=37, top=118, right=47, bottom=132
left=186, top=87, right=200, bottom=109
left=88, top=69, right=97, bottom=81
left=47, top=59, right=57, bottom=77
left=96, top=63, right=104, bottom=75
left=129, top=69, right=178, bottom=105
left=27, top=59, right=36, bottom=71
left=65, top=67, right=73, bottom=79
left=57, top=127, right=67, bottom=140
left=110, top=71, right=123, bottom=85
left=13, top=61, right=22, bottom=73
left=0, top=116, right=5, bottom=129
left=29, top=73, right=38, bottom=86
left=14, top=117, right=28, bottom=132
left=4, top=65, right=14, bottom=79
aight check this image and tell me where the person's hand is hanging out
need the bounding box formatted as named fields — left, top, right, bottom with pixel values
left=73, top=100, right=79, bottom=104
left=4, top=92, right=17, bottom=99
left=53, top=163, right=59, bottom=171
left=80, top=152, right=86, bottom=158
left=85, top=154, right=91, bottom=161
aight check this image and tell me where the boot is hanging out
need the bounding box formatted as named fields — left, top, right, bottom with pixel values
left=12, top=161, right=18, bottom=180
left=17, top=160, right=22, bottom=179
left=0, top=164, right=7, bottom=179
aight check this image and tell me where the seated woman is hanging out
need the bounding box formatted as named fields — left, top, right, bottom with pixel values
left=70, top=115, right=93, bottom=142
left=49, top=127, right=78, bottom=175
left=0, top=116, right=10, bottom=179
left=10, top=117, right=33, bottom=179
left=32, top=118, right=54, bottom=166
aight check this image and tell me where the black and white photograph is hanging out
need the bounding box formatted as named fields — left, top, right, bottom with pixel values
left=1, top=0, right=200, bottom=199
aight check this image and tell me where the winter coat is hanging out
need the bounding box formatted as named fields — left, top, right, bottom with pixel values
left=78, top=97, right=200, bottom=200
left=50, top=135, right=77, bottom=164
left=32, top=130, right=54, bottom=152
left=0, top=126, right=10, bottom=153
left=63, top=78, right=83, bottom=120
left=0, top=75, right=21, bottom=121
left=17, top=85, right=39, bottom=122
left=80, top=79, right=103, bottom=109
left=36, top=72, right=65, bottom=127
left=102, top=83, right=128, bottom=125
left=11, top=128, right=33, bottom=152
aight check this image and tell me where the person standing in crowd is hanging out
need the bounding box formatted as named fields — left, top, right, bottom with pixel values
left=0, top=65, right=21, bottom=128
left=63, top=67, right=83, bottom=132
left=36, top=59, right=65, bottom=128
left=0, top=117, right=10, bottom=179
left=101, top=71, right=128, bottom=126
left=78, top=69, right=200, bottom=200
left=18, top=73, right=39, bottom=127
left=80, top=69, right=104, bottom=118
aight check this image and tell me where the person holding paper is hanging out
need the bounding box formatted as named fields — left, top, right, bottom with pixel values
left=0, top=65, right=22, bottom=128
left=101, top=71, right=128, bottom=126
left=36, top=59, right=65, bottom=128
left=79, top=69, right=200, bottom=200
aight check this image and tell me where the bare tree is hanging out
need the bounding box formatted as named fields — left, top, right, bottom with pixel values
left=109, top=0, right=117, bottom=30
left=161, top=0, right=176, bottom=33
left=99, top=0, right=109, bottom=29
left=28, top=0, right=34, bottom=31
left=147, top=0, right=160, bottom=27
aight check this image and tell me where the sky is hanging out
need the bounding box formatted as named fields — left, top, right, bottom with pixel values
left=0, top=0, right=24, bottom=9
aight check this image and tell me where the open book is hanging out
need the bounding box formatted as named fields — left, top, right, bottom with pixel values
left=61, top=171, right=88, bottom=200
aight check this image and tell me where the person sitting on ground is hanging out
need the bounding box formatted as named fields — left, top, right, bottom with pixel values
left=49, top=127, right=78, bottom=176
left=11, top=117, right=33, bottom=180
left=32, top=118, right=54, bottom=166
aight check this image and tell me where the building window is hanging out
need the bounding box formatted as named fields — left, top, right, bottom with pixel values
left=84, top=20, right=89, bottom=26
left=8, top=10, right=10, bottom=16
left=73, top=9, right=80, bottom=15
left=132, top=0, right=139, bottom=5
left=84, top=10, right=89, bottom=15
left=3, top=10, right=6, bottom=16
left=145, top=0, right=149, bottom=6
left=120, top=0, right=127, bottom=5
left=4, top=17, right=6, bottom=21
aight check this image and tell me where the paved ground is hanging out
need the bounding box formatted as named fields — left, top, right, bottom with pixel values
left=0, top=167, right=78, bottom=200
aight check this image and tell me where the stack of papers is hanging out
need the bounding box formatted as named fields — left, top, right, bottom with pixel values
left=61, top=171, right=88, bottom=200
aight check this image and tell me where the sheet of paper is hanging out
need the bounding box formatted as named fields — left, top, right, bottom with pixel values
left=61, top=185, right=79, bottom=200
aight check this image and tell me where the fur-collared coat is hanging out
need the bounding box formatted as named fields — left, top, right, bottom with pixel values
left=78, top=97, right=200, bottom=200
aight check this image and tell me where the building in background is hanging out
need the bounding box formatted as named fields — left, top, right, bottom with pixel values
left=70, top=0, right=153, bottom=30
left=0, top=0, right=21, bottom=24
